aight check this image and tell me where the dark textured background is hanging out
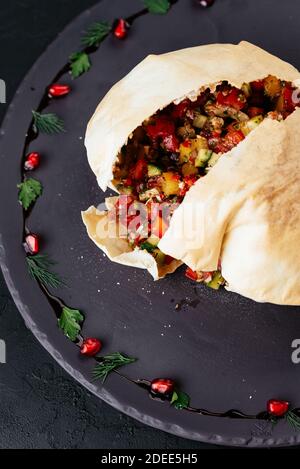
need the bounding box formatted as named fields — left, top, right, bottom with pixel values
left=0, top=0, right=223, bottom=450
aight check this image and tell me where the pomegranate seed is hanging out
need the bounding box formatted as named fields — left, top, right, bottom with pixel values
left=25, top=234, right=39, bottom=255
left=267, top=399, right=290, bottom=417
left=48, top=84, right=71, bottom=98
left=24, top=152, right=40, bottom=171
left=151, top=378, right=175, bottom=396
left=114, top=19, right=129, bottom=40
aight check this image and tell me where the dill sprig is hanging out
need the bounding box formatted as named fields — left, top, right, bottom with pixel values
left=286, top=411, right=300, bottom=431
left=82, top=21, right=111, bottom=47
left=143, top=0, right=170, bottom=14
left=93, top=352, right=137, bottom=382
left=26, top=254, right=64, bottom=289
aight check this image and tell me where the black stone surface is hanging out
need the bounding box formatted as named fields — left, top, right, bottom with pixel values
left=0, top=0, right=219, bottom=449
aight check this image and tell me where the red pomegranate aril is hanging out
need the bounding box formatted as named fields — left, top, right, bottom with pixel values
left=267, top=399, right=290, bottom=417
left=24, top=152, right=40, bottom=171
left=197, top=0, right=215, bottom=7
left=114, top=19, right=129, bottom=39
left=48, top=84, right=71, bottom=98
left=80, top=338, right=102, bottom=357
left=151, top=378, right=175, bottom=396
left=25, top=234, right=39, bottom=255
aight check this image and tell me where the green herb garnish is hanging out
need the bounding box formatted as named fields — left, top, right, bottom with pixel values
left=18, top=178, right=42, bottom=210
left=93, top=352, right=137, bottom=383
left=69, top=52, right=91, bottom=78
left=58, top=306, right=84, bottom=342
left=32, top=111, right=65, bottom=134
left=143, top=0, right=170, bottom=14
left=82, top=22, right=111, bottom=47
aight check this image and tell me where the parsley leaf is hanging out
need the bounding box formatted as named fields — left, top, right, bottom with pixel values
left=171, top=390, right=190, bottom=410
left=143, top=0, right=170, bottom=14
left=69, top=52, right=91, bottom=79
left=58, top=306, right=84, bottom=342
left=18, top=178, right=42, bottom=210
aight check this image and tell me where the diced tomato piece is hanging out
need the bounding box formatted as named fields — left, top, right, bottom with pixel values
left=185, top=267, right=198, bottom=281
left=163, top=134, right=180, bottom=152
left=179, top=175, right=198, bottom=197
left=248, top=106, right=264, bottom=118
left=123, top=177, right=133, bottom=186
left=223, top=130, right=245, bottom=151
left=216, top=88, right=246, bottom=110
left=165, top=255, right=174, bottom=265
left=276, top=86, right=296, bottom=115
left=251, top=80, right=264, bottom=91
left=146, top=116, right=179, bottom=152
left=282, top=86, right=296, bottom=112
left=226, top=122, right=240, bottom=133
left=202, top=271, right=213, bottom=281
left=146, top=116, right=175, bottom=140
left=210, top=129, right=244, bottom=154
left=171, top=99, right=191, bottom=119
left=184, top=175, right=197, bottom=187
left=130, top=159, right=147, bottom=181
left=182, top=139, right=192, bottom=148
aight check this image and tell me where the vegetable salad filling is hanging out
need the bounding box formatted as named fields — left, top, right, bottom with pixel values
left=112, top=76, right=299, bottom=286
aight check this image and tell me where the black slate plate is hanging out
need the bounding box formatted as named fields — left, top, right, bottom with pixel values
left=1, top=0, right=300, bottom=447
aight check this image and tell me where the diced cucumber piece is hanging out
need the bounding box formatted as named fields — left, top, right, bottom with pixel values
left=148, top=164, right=162, bottom=178
left=193, top=113, right=208, bottom=129
left=207, top=271, right=224, bottom=290
left=195, top=149, right=213, bottom=167
left=241, top=115, right=263, bottom=136
left=241, top=82, right=251, bottom=97
left=206, top=152, right=220, bottom=170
